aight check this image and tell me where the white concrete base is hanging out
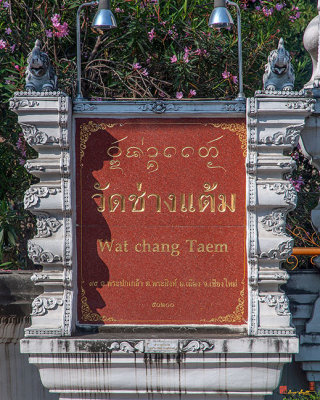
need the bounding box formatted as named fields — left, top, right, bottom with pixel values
left=21, top=337, right=298, bottom=400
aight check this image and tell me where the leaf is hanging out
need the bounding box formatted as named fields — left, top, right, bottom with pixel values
left=0, top=262, right=12, bottom=267
left=7, top=231, right=16, bottom=246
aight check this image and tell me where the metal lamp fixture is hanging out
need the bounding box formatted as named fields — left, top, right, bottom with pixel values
left=209, top=0, right=245, bottom=100
left=76, top=0, right=117, bottom=101
left=92, top=0, right=117, bottom=30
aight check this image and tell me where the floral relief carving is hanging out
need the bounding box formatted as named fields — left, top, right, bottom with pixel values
left=138, top=101, right=182, bottom=113
left=24, top=187, right=60, bottom=208
left=258, top=294, right=290, bottom=316
left=261, top=209, right=286, bottom=235
left=20, top=123, right=59, bottom=146
left=28, top=242, right=61, bottom=263
left=35, top=214, right=62, bottom=238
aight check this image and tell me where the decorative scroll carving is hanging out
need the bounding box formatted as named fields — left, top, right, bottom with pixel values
left=24, top=187, right=60, bottom=208
left=104, top=340, right=214, bottom=353
left=259, top=239, right=294, bottom=259
left=180, top=340, right=214, bottom=352
left=261, top=183, right=297, bottom=207
left=224, top=103, right=246, bottom=112
left=107, top=341, right=144, bottom=353
left=31, top=296, right=63, bottom=316
left=139, top=101, right=182, bottom=113
left=259, top=125, right=303, bottom=146
left=20, top=123, right=59, bottom=146
left=31, top=273, right=49, bottom=283
left=9, top=99, right=39, bottom=110
left=259, top=294, right=290, bottom=316
left=35, top=214, right=62, bottom=238
left=24, top=162, right=45, bottom=172
left=261, top=209, right=286, bottom=235
left=285, top=99, right=315, bottom=112
left=73, top=103, right=97, bottom=112
left=28, top=242, right=61, bottom=263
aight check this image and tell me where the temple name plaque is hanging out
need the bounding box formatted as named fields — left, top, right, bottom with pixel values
left=76, top=118, right=247, bottom=325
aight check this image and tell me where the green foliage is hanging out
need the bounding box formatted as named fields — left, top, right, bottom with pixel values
left=284, top=391, right=320, bottom=400
left=0, top=0, right=317, bottom=99
left=0, top=0, right=319, bottom=268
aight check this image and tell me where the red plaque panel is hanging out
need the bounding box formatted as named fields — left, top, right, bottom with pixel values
left=76, top=118, right=247, bottom=325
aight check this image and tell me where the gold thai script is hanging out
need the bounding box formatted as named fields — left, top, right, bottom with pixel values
left=106, top=137, right=226, bottom=173
left=91, top=182, right=236, bottom=214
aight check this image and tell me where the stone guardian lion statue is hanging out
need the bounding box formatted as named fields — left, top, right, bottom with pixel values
left=263, top=38, right=295, bottom=91
left=25, top=40, right=58, bottom=92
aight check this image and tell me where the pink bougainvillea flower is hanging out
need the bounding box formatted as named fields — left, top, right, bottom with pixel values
left=188, top=89, right=196, bottom=97
left=55, top=22, right=69, bottom=38
left=115, top=7, right=124, bottom=12
left=275, top=3, right=284, bottom=11
left=176, top=91, right=183, bottom=99
left=262, top=6, right=273, bottom=16
left=14, top=65, right=19, bottom=70
left=183, top=47, right=190, bottom=63
left=5, top=27, right=11, bottom=34
left=141, top=68, right=149, bottom=76
left=0, top=39, right=6, bottom=49
left=289, top=176, right=304, bottom=192
left=51, top=14, right=69, bottom=37
left=46, top=29, right=53, bottom=38
left=51, top=14, right=61, bottom=28
left=133, top=63, right=142, bottom=70
left=222, top=70, right=231, bottom=79
left=194, top=48, right=202, bottom=56
left=170, top=54, right=177, bottom=63
left=148, top=28, right=156, bottom=41
left=232, top=75, right=238, bottom=84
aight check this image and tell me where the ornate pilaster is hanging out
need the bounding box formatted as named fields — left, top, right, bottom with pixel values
left=10, top=91, right=73, bottom=337
left=246, top=91, right=315, bottom=336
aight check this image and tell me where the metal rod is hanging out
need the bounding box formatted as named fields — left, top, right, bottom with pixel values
left=292, top=247, right=320, bottom=255
left=227, top=0, right=245, bottom=100
left=76, top=1, right=99, bottom=101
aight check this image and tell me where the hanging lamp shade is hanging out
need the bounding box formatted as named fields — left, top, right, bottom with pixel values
left=208, top=0, right=234, bottom=28
left=92, top=0, right=117, bottom=30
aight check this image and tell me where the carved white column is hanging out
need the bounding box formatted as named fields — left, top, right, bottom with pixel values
left=246, top=91, right=315, bottom=335
left=10, top=92, right=74, bottom=337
